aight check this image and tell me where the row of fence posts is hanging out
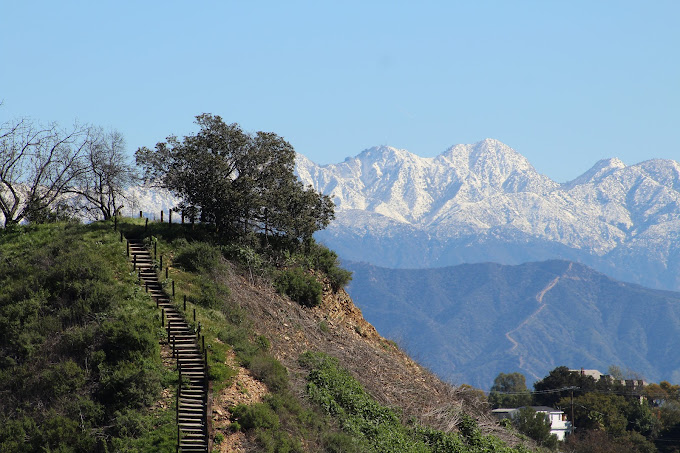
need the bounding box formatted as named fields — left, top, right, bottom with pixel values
left=136, top=209, right=196, bottom=229
left=115, top=211, right=210, bottom=452
left=114, top=209, right=197, bottom=231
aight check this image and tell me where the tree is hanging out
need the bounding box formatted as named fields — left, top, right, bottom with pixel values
left=70, top=128, right=137, bottom=220
left=558, top=393, right=628, bottom=436
left=534, top=366, right=596, bottom=408
left=0, top=117, right=90, bottom=227
left=488, top=372, right=532, bottom=409
left=513, top=407, right=558, bottom=448
left=136, top=114, right=334, bottom=240
left=564, top=429, right=658, bottom=453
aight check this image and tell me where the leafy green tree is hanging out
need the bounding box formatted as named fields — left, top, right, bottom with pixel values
left=565, top=429, right=658, bottom=453
left=558, top=393, right=628, bottom=436
left=488, top=372, right=532, bottom=408
left=512, top=407, right=558, bottom=449
left=136, top=114, right=334, bottom=241
left=534, top=366, right=596, bottom=407
left=625, top=399, right=661, bottom=438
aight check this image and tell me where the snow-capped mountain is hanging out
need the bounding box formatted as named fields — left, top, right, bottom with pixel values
left=296, top=139, right=680, bottom=291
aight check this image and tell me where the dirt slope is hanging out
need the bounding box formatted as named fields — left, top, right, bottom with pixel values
left=216, top=263, right=528, bottom=447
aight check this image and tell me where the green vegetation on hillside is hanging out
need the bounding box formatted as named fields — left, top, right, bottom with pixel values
left=299, top=351, right=531, bottom=453
left=0, top=221, right=175, bottom=452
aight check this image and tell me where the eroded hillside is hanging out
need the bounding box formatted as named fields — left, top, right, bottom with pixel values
left=216, top=261, right=529, bottom=450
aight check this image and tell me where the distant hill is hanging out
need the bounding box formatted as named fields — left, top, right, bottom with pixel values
left=296, top=139, right=680, bottom=291
left=345, top=259, right=680, bottom=389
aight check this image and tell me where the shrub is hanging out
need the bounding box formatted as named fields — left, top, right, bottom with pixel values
left=249, top=355, right=288, bottom=393
left=274, top=268, right=322, bottom=307
left=218, top=325, right=260, bottom=366
left=173, top=241, right=222, bottom=272
left=309, top=244, right=352, bottom=291
left=195, top=279, right=229, bottom=309
left=326, top=265, right=353, bottom=292
left=232, top=403, right=280, bottom=430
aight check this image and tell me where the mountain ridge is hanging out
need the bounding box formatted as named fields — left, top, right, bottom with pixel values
left=345, top=258, right=680, bottom=389
left=296, top=139, right=680, bottom=291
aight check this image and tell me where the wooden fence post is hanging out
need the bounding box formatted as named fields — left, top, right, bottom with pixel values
left=169, top=211, right=172, bottom=226
left=172, top=280, right=175, bottom=296
left=183, top=295, right=186, bottom=311
left=139, top=210, right=142, bottom=218
left=161, top=210, right=164, bottom=223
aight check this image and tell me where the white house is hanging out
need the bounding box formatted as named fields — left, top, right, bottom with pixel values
left=492, top=406, right=573, bottom=441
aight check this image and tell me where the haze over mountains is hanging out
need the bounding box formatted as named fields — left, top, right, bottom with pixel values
left=346, top=259, right=680, bottom=390
left=296, top=139, right=680, bottom=292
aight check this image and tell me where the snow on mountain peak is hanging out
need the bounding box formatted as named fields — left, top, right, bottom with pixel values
left=295, top=139, right=560, bottom=225
left=296, top=140, right=680, bottom=291
left=565, top=157, right=627, bottom=187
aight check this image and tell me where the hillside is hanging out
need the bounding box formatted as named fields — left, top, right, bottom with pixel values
left=296, top=139, right=680, bottom=292
left=345, top=259, right=680, bottom=390
left=0, top=220, right=536, bottom=452
left=0, top=222, right=176, bottom=451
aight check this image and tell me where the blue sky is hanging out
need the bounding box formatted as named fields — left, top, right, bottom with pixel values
left=2, top=1, right=678, bottom=182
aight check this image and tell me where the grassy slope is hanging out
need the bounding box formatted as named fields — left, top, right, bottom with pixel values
left=0, top=221, right=176, bottom=452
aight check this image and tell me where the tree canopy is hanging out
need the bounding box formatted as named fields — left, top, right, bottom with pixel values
left=136, top=114, right=334, bottom=241
left=488, top=372, right=532, bottom=409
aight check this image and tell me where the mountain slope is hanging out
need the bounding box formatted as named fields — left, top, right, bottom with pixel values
left=297, top=140, right=680, bottom=291
left=345, top=259, right=680, bottom=390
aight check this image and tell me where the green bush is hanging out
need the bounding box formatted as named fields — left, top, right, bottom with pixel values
left=274, top=268, right=322, bottom=307
left=309, top=244, right=352, bottom=291
left=173, top=241, right=222, bottom=272
left=249, top=355, right=288, bottom=392
left=195, top=278, right=229, bottom=309
left=39, top=360, right=87, bottom=399
left=232, top=403, right=280, bottom=430
left=218, top=324, right=260, bottom=366
left=254, top=428, right=303, bottom=453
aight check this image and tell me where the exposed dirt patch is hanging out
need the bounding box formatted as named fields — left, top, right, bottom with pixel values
left=220, top=263, right=529, bottom=447
left=211, top=351, right=269, bottom=453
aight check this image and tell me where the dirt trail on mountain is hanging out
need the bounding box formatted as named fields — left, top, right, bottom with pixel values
left=504, top=263, right=573, bottom=376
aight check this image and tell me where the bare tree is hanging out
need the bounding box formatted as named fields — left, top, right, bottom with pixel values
left=0, top=117, right=90, bottom=227
left=70, top=128, right=137, bottom=220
